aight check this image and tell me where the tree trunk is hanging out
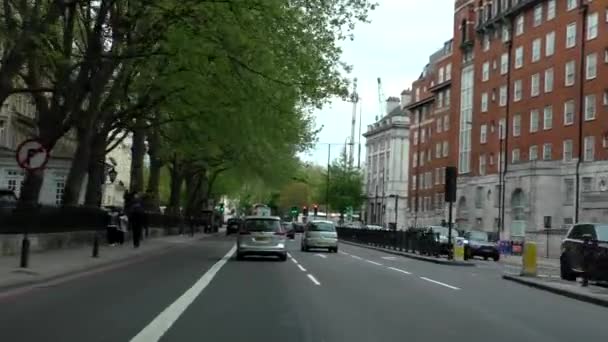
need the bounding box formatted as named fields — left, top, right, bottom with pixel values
left=63, top=127, right=94, bottom=206
left=167, top=161, right=184, bottom=215
left=145, top=126, right=162, bottom=211
left=129, top=122, right=146, bottom=194
left=84, top=134, right=107, bottom=206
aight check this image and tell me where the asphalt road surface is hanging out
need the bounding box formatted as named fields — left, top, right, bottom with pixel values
left=0, top=234, right=605, bottom=342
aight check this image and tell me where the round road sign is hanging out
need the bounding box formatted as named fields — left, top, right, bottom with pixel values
left=16, top=139, right=49, bottom=171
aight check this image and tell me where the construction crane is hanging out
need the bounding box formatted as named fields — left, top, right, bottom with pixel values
left=376, top=77, right=385, bottom=120
left=348, top=78, right=358, bottom=168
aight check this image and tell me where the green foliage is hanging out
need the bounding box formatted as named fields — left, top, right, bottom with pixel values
left=317, top=150, right=365, bottom=213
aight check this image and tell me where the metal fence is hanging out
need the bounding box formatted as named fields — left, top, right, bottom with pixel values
left=337, top=227, right=444, bottom=257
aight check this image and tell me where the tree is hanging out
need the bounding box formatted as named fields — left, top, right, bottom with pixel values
left=318, top=150, right=365, bottom=214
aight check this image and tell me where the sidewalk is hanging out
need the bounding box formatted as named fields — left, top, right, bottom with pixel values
left=503, top=274, right=608, bottom=308
left=499, top=254, right=560, bottom=269
left=0, top=232, right=221, bottom=291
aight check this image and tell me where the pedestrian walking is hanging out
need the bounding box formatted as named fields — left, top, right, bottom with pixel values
left=128, top=193, right=145, bottom=248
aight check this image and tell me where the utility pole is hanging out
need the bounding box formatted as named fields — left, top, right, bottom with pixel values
left=326, top=144, right=331, bottom=216
left=349, top=78, right=358, bottom=168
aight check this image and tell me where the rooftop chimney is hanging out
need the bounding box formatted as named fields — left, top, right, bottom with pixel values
left=400, top=89, right=412, bottom=109
left=385, top=96, right=400, bottom=115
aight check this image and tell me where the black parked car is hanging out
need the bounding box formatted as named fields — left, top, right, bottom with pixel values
left=560, top=223, right=608, bottom=282
left=463, top=231, right=500, bottom=261
left=226, top=218, right=242, bottom=235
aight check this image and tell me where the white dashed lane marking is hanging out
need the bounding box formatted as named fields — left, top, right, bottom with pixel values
left=315, top=254, right=327, bottom=259
left=387, top=266, right=411, bottom=275
left=366, top=260, right=383, bottom=266
left=307, top=274, right=321, bottom=286
left=297, top=264, right=307, bottom=272
left=420, top=277, right=460, bottom=290
left=381, top=256, right=397, bottom=260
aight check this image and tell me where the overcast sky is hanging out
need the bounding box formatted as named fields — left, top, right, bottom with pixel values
left=299, top=0, right=454, bottom=166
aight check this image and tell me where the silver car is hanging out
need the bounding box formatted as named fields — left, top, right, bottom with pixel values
left=301, top=220, right=338, bottom=253
left=236, top=216, right=287, bottom=261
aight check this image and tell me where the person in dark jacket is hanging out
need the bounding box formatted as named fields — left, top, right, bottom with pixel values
left=128, top=193, right=145, bottom=248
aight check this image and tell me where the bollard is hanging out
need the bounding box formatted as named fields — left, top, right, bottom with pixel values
left=92, top=231, right=100, bottom=258
left=20, top=235, right=30, bottom=268
left=520, top=241, right=537, bottom=276
left=453, top=239, right=465, bottom=262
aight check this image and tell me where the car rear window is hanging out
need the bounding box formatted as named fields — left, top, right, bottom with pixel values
left=309, top=222, right=335, bottom=232
left=244, top=219, right=280, bottom=232
left=595, top=225, right=608, bottom=241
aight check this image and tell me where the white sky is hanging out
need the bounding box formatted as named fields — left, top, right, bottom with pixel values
left=300, top=0, right=454, bottom=166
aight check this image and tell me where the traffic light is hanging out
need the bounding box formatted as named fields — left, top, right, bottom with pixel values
left=302, top=206, right=308, bottom=216
left=290, top=206, right=299, bottom=217
left=219, top=202, right=225, bottom=213
left=313, top=204, right=318, bottom=217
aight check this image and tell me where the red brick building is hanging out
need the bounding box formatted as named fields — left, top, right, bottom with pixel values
left=408, top=0, right=608, bottom=252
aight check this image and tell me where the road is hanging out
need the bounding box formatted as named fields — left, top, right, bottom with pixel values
left=0, top=233, right=605, bottom=341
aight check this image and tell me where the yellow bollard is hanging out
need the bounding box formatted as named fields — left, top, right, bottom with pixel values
left=520, top=241, right=537, bottom=276
left=453, top=239, right=465, bottom=261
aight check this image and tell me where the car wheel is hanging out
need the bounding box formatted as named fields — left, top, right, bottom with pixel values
left=333, top=247, right=338, bottom=253
left=483, top=256, right=488, bottom=261
left=236, top=252, right=245, bottom=261
left=560, top=257, right=577, bottom=281
left=279, top=253, right=287, bottom=261
left=492, top=254, right=500, bottom=262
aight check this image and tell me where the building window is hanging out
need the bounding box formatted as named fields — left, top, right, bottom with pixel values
left=438, top=67, right=445, bottom=83
left=499, top=118, right=506, bottom=140
left=533, top=5, right=543, bottom=27
left=515, top=46, right=524, bottom=68
left=499, top=85, right=507, bottom=106
left=585, top=94, right=596, bottom=120
left=502, top=24, right=510, bottom=42
left=563, top=139, right=573, bottom=161
left=458, top=66, right=474, bottom=174
left=582, top=177, right=593, bottom=192
left=0, top=119, right=6, bottom=146
left=604, top=89, right=608, bottom=106
left=412, top=175, right=417, bottom=190
left=413, top=153, right=417, bottom=167
left=514, top=80, right=522, bottom=102
left=421, top=129, right=426, bottom=143
left=500, top=53, right=509, bottom=74
left=413, top=131, right=418, bottom=145
left=515, top=15, right=524, bottom=36
left=566, top=22, right=577, bottom=48
left=482, top=34, right=490, bottom=52
left=584, top=136, right=595, bottom=161
left=530, top=109, right=539, bottom=132
left=436, top=119, right=442, bottom=133
left=531, top=73, right=540, bottom=97
left=543, top=143, right=552, bottom=160
left=437, top=92, right=444, bottom=108
left=544, top=68, right=554, bottom=92
left=547, top=0, right=556, bottom=20
left=480, top=124, right=488, bottom=143
left=532, top=38, right=541, bottom=62
left=564, top=100, right=575, bottom=125
left=420, top=151, right=425, bottom=166
left=586, top=53, right=597, bottom=79
left=544, top=106, right=553, bottom=130
left=512, top=148, right=520, bottom=163
left=481, top=92, right=488, bottom=112
left=55, top=181, right=65, bottom=206
left=566, top=0, right=577, bottom=12
left=435, top=143, right=441, bottom=158
left=445, top=88, right=451, bottom=106
left=443, top=115, right=449, bottom=131
left=479, top=155, right=487, bottom=176
left=545, top=31, right=555, bottom=56
left=513, top=114, right=521, bottom=137
left=443, top=141, right=449, bottom=157
left=565, top=60, right=576, bottom=86
left=482, top=62, right=490, bottom=81
left=446, top=63, right=452, bottom=80
left=529, top=145, right=539, bottom=161
left=587, top=12, right=598, bottom=40
left=564, top=178, right=574, bottom=205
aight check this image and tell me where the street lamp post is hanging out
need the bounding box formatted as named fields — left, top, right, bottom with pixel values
left=93, top=165, right=117, bottom=258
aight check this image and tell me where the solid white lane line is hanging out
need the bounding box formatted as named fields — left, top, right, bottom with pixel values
left=307, top=274, right=321, bottom=286
left=419, top=277, right=460, bottom=290
left=381, top=256, right=397, bottom=260
left=130, top=245, right=236, bottom=342
left=388, top=266, right=412, bottom=275
left=366, top=260, right=383, bottom=266
left=351, top=255, right=363, bottom=260
left=297, top=264, right=307, bottom=272
left=315, top=254, right=327, bottom=258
